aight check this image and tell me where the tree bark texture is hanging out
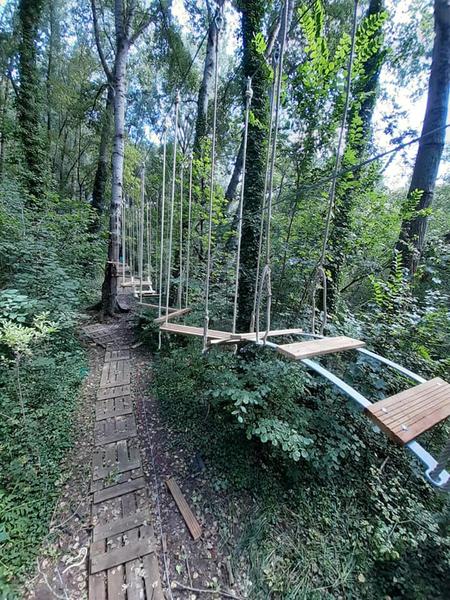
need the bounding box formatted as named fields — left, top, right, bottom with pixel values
left=236, top=0, right=271, bottom=331
left=17, top=0, right=45, bottom=200
left=90, top=84, right=114, bottom=233
left=396, top=0, right=450, bottom=274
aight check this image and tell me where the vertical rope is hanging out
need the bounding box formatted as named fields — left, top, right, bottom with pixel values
left=121, top=199, right=126, bottom=285
left=146, top=198, right=152, bottom=285
left=139, top=165, right=145, bottom=303
left=314, top=0, right=359, bottom=335
left=130, top=201, right=135, bottom=286
left=262, top=0, right=288, bottom=344
left=203, top=10, right=223, bottom=351
left=185, top=153, right=193, bottom=307
left=158, top=128, right=168, bottom=320
left=178, top=160, right=184, bottom=309
left=165, top=92, right=180, bottom=322
left=232, top=77, right=253, bottom=334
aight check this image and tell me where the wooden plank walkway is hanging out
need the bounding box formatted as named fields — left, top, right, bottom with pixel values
left=87, top=327, right=163, bottom=600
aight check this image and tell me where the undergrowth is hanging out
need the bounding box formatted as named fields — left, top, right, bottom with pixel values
left=151, top=333, right=450, bottom=599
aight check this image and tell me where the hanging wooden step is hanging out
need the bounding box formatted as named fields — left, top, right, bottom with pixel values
left=232, top=328, right=304, bottom=341
left=153, top=307, right=191, bottom=324
left=160, top=322, right=230, bottom=340
left=277, top=336, right=365, bottom=360
left=366, top=377, right=450, bottom=444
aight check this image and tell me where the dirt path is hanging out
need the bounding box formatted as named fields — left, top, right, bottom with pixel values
left=25, top=290, right=245, bottom=600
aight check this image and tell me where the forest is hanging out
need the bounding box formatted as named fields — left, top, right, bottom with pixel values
left=0, top=0, right=449, bottom=598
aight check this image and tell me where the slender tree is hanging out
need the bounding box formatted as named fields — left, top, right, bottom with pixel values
left=396, top=0, right=450, bottom=274
left=17, top=0, right=45, bottom=200
left=192, top=0, right=225, bottom=157
left=92, top=0, right=151, bottom=316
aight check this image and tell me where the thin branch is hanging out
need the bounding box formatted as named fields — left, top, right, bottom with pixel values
left=91, top=0, right=113, bottom=81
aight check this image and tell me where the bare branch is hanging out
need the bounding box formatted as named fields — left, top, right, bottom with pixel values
left=91, top=0, right=113, bottom=81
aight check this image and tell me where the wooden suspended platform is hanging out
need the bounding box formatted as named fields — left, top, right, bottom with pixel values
left=277, top=336, right=365, bottom=360
left=160, top=322, right=230, bottom=340
left=366, top=377, right=450, bottom=444
left=154, top=307, right=191, bottom=324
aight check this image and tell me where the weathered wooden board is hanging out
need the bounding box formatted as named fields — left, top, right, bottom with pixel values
left=166, top=477, right=202, bottom=541
left=104, top=349, right=131, bottom=362
left=95, top=415, right=137, bottom=446
left=100, top=360, right=131, bottom=389
left=160, top=322, right=230, bottom=340
left=95, top=396, right=133, bottom=421
left=153, top=307, right=191, bottom=324
left=97, top=385, right=131, bottom=401
left=366, top=377, right=450, bottom=444
left=93, top=476, right=146, bottom=504
left=92, top=441, right=141, bottom=481
left=277, top=336, right=365, bottom=360
left=93, top=510, right=150, bottom=542
left=90, top=537, right=155, bottom=574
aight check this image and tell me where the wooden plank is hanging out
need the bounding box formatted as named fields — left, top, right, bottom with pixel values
left=91, top=468, right=144, bottom=493
left=122, top=495, right=145, bottom=600
left=166, top=478, right=202, bottom=541
left=160, top=322, right=230, bottom=340
left=141, top=525, right=164, bottom=600
left=90, top=537, right=155, bottom=574
left=95, top=415, right=137, bottom=446
left=97, top=385, right=131, bottom=401
left=95, top=397, right=133, bottom=421
left=93, top=443, right=141, bottom=481
left=366, top=378, right=450, bottom=444
left=104, top=349, right=131, bottom=362
left=93, top=477, right=146, bottom=504
left=232, top=328, right=304, bottom=341
left=93, top=510, right=150, bottom=542
left=153, top=307, right=191, bottom=324
left=136, top=303, right=178, bottom=312
left=100, top=360, right=131, bottom=389
left=89, top=541, right=107, bottom=600
left=277, top=336, right=365, bottom=360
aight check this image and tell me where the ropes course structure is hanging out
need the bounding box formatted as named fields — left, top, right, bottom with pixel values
left=119, top=0, right=450, bottom=492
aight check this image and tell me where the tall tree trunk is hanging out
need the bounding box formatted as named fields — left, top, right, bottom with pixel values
left=225, top=0, right=295, bottom=205
left=236, top=0, right=270, bottom=331
left=396, top=0, right=450, bottom=274
left=192, top=0, right=224, bottom=156
left=101, top=37, right=129, bottom=316
left=326, top=0, right=385, bottom=309
left=90, top=85, right=114, bottom=233
left=17, top=0, right=45, bottom=201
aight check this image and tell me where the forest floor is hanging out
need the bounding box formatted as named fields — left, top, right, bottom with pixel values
left=24, top=288, right=246, bottom=600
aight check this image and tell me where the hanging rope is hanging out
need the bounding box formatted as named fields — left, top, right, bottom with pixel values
left=146, top=196, right=152, bottom=286
left=121, top=199, right=126, bottom=285
left=165, top=92, right=180, bottom=322
left=232, top=77, right=253, bottom=334
left=202, top=9, right=223, bottom=351
left=255, top=0, right=288, bottom=343
left=178, top=160, right=184, bottom=309
left=139, top=164, right=146, bottom=303
left=158, top=127, right=168, bottom=321
left=185, top=153, right=193, bottom=307
left=313, top=0, right=359, bottom=335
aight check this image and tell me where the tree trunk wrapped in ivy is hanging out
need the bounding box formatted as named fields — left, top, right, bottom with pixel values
left=396, top=0, right=450, bottom=274
left=325, top=0, right=387, bottom=311
left=17, top=0, right=46, bottom=200
left=236, top=0, right=271, bottom=331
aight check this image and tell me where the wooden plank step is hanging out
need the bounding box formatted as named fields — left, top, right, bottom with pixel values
left=153, top=307, right=191, bottom=324
left=93, top=510, right=151, bottom=542
left=277, top=336, right=365, bottom=360
left=92, top=441, right=141, bottom=480
left=95, top=415, right=137, bottom=446
left=136, top=303, right=178, bottom=312
left=93, top=477, right=146, bottom=504
left=104, top=349, right=131, bottom=362
left=97, top=385, right=131, bottom=401
left=95, top=396, right=133, bottom=421
left=100, top=360, right=131, bottom=388
left=232, top=328, right=304, bottom=341
left=91, top=468, right=144, bottom=493
left=160, top=322, right=230, bottom=340
left=166, top=478, right=202, bottom=540
left=366, top=377, right=450, bottom=444
left=88, top=541, right=107, bottom=599
left=90, top=536, right=155, bottom=574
